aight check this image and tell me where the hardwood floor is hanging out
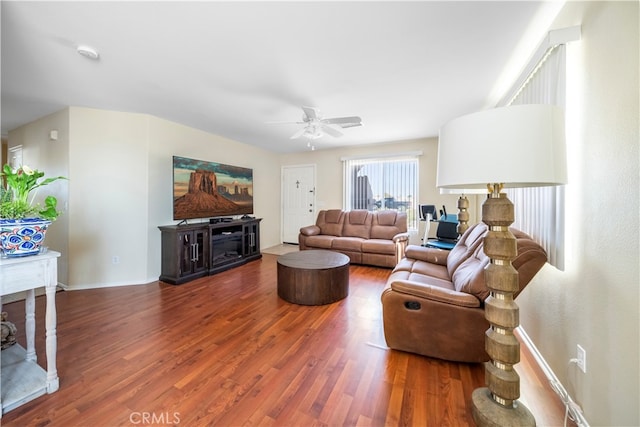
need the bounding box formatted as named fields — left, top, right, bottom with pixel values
left=1, top=254, right=570, bottom=426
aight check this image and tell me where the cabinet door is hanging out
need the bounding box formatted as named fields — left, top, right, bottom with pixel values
left=192, top=228, right=209, bottom=273
left=178, top=229, right=208, bottom=276
left=178, top=231, right=195, bottom=276
left=243, top=222, right=259, bottom=257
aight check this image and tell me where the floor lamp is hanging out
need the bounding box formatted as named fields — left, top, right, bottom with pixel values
left=436, top=104, right=567, bottom=426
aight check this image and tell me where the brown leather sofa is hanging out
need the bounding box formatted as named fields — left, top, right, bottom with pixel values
left=299, top=209, right=409, bottom=268
left=381, top=222, right=547, bottom=362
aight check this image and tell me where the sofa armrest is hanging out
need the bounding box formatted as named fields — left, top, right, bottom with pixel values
left=389, top=279, right=481, bottom=308
left=299, top=225, right=321, bottom=236
left=404, top=245, right=449, bottom=266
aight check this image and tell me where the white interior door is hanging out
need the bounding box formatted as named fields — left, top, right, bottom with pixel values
left=282, top=165, right=316, bottom=244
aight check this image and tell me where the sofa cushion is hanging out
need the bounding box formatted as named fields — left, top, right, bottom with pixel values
left=451, top=245, right=490, bottom=300
left=370, top=210, right=407, bottom=239
left=404, top=245, right=448, bottom=266
left=361, top=239, right=395, bottom=255
left=398, top=258, right=451, bottom=282
left=446, top=222, right=487, bottom=276
left=390, top=279, right=481, bottom=308
left=342, top=210, right=372, bottom=239
left=317, top=209, right=345, bottom=237
left=450, top=225, right=548, bottom=302
left=388, top=269, right=454, bottom=291
left=362, top=253, right=397, bottom=268
left=303, top=235, right=335, bottom=249
left=332, top=237, right=365, bottom=252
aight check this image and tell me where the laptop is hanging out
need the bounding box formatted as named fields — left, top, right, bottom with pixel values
left=436, top=220, right=459, bottom=243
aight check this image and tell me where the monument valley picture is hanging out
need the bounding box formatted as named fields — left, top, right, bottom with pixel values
left=172, top=156, right=253, bottom=220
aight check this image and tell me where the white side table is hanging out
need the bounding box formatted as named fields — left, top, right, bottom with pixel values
left=0, top=250, right=60, bottom=415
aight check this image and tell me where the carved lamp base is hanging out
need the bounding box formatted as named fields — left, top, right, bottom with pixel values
left=472, top=186, right=536, bottom=427
left=472, top=388, right=535, bottom=427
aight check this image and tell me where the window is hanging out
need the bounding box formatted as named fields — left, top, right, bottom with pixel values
left=499, top=34, right=576, bottom=270
left=8, top=145, right=22, bottom=169
left=343, top=153, right=420, bottom=230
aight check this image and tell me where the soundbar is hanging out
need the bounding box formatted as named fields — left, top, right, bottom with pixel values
left=210, top=217, right=234, bottom=224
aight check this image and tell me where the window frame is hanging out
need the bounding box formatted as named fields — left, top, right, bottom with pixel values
left=342, top=152, right=421, bottom=230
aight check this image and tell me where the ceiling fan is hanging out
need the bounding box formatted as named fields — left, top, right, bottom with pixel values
left=272, top=106, right=362, bottom=140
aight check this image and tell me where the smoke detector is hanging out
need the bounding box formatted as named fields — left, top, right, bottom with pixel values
left=76, top=45, right=100, bottom=60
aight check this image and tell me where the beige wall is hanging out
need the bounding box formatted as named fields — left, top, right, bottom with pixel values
left=280, top=138, right=480, bottom=244
left=68, top=107, right=151, bottom=288
left=145, top=114, right=281, bottom=281
left=9, top=107, right=281, bottom=289
left=7, top=109, right=70, bottom=284
left=1, top=138, right=7, bottom=164
left=517, top=2, right=639, bottom=425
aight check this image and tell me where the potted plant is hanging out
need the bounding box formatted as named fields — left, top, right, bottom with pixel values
left=0, top=164, right=67, bottom=257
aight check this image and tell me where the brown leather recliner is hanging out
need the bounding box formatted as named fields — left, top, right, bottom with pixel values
left=381, top=222, right=547, bottom=363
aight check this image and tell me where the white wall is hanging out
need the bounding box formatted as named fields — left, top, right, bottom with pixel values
left=517, top=2, right=639, bottom=425
left=7, top=109, right=70, bottom=284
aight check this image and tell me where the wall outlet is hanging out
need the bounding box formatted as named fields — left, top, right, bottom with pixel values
left=112, top=256, right=120, bottom=265
left=577, top=344, right=587, bottom=373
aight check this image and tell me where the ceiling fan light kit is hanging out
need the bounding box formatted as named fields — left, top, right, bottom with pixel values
left=274, top=106, right=362, bottom=146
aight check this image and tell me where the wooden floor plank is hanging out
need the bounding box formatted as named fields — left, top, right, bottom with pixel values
left=1, top=253, right=572, bottom=426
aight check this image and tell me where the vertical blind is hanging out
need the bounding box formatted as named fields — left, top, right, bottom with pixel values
left=505, top=44, right=566, bottom=270
left=343, top=154, right=419, bottom=230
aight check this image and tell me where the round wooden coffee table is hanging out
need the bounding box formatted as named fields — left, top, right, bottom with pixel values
left=277, top=250, right=350, bottom=305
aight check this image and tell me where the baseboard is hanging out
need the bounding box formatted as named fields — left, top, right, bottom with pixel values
left=1, top=284, right=67, bottom=304
left=517, top=326, right=590, bottom=426
left=66, top=278, right=157, bottom=291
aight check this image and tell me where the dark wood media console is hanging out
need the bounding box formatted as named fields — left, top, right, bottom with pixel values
left=158, top=218, right=261, bottom=285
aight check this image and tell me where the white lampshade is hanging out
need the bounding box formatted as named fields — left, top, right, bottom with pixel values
left=436, top=104, right=567, bottom=190
left=439, top=188, right=487, bottom=195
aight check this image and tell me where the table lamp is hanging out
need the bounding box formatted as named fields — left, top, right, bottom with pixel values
left=436, top=104, right=567, bottom=426
left=439, top=188, right=487, bottom=235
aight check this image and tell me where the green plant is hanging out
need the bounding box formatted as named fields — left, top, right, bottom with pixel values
left=0, top=164, right=67, bottom=221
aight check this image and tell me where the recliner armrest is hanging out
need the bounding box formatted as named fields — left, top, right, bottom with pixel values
left=393, top=233, right=410, bottom=264
left=389, top=279, right=481, bottom=308
left=392, top=232, right=410, bottom=243
left=404, top=245, right=449, bottom=266
left=299, top=225, right=321, bottom=236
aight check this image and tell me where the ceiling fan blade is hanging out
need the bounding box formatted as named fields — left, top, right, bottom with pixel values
left=277, top=107, right=360, bottom=142
left=301, top=106, right=318, bottom=121
left=266, top=120, right=305, bottom=125
left=290, top=127, right=308, bottom=139
left=321, top=124, right=343, bottom=138
left=337, top=122, right=363, bottom=129
left=322, top=116, right=362, bottom=127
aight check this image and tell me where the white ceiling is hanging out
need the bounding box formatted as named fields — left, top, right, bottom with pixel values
left=1, top=1, right=564, bottom=153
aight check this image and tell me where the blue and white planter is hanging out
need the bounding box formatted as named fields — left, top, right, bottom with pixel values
left=0, top=218, right=52, bottom=258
